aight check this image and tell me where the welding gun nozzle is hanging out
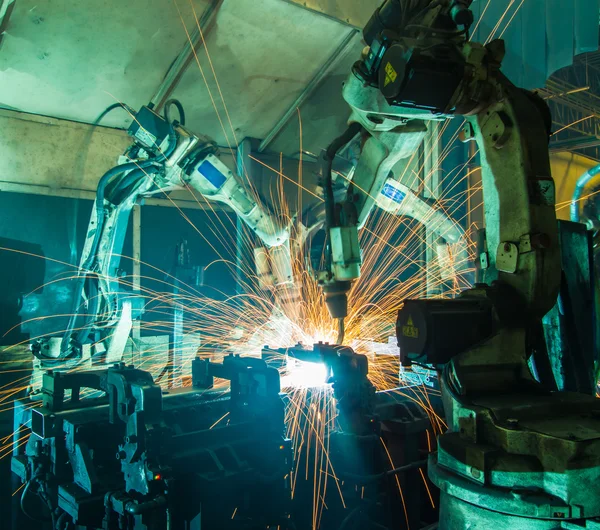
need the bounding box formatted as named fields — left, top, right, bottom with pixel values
left=323, top=281, right=351, bottom=320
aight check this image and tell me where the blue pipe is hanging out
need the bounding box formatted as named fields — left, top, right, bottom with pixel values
left=570, top=164, right=600, bottom=223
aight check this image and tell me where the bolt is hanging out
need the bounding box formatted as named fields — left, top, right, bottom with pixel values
left=116, top=451, right=127, bottom=460
left=470, top=467, right=481, bottom=479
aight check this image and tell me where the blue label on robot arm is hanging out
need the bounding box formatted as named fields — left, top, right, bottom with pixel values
left=381, top=183, right=406, bottom=204
left=198, top=160, right=227, bottom=189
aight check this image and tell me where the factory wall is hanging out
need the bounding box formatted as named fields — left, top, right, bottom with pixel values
left=0, top=193, right=104, bottom=344
left=0, top=109, right=130, bottom=195
left=0, top=191, right=236, bottom=345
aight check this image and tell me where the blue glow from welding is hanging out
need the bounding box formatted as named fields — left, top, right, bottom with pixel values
left=282, top=358, right=329, bottom=389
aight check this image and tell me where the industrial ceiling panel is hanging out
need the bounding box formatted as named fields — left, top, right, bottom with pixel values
left=0, top=0, right=211, bottom=128
left=281, top=0, right=381, bottom=28
left=268, top=38, right=364, bottom=157
left=169, top=0, right=350, bottom=148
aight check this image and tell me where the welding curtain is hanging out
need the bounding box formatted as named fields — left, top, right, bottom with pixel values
left=471, top=0, right=600, bottom=89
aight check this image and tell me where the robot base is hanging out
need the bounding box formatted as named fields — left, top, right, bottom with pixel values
left=430, top=454, right=600, bottom=530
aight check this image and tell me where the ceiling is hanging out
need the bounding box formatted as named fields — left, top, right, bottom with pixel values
left=0, top=0, right=361, bottom=156
left=2, top=0, right=599, bottom=160
left=0, top=0, right=210, bottom=126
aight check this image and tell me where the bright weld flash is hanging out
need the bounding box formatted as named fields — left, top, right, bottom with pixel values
left=282, top=358, right=329, bottom=389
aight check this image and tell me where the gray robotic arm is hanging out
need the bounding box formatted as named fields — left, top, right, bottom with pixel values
left=319, top=0, right=559, bottom=342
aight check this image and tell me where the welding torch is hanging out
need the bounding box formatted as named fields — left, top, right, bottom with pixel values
left=319, top=122, right=364, bottom=344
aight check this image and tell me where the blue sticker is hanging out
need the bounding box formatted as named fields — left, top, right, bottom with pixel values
left=381, top=183, right=406, bottom=204
left=198, top=160, right=227, bottom=189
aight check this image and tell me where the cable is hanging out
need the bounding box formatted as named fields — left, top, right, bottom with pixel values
left=91, top=161, right=155, bottom=254
left=109, top=164, right=160, bottom=205
left=56, top=511, right=72, bottom=530
left=153, top=127, right=178, bottom=163
left=338, top=505, right=365, bottom=530
left=338, top=459, right=428, bottom=484
left=67, top=101, right=137, bottom=296
left=94, top=102, right=136, bottom=125
left=20, top=478, right=51, bottom=524
left=164, top=99, right=186, bottom=126
left=404, top=24, right=468, bottom=36
left=56, top=159, right=157, bottom=358
left=322, top=122, right=363, bottom=230
left=72, top=163, right=160, bottom=345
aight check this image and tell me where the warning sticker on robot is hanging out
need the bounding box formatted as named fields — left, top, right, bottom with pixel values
left=402, top=316, right=419, bottom=339
left=384, top=62, right=397, bottom=87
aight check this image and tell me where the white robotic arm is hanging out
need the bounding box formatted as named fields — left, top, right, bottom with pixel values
left=44, top=103, right=293, bottom=363
left=186, top=155, right=288, bottom=248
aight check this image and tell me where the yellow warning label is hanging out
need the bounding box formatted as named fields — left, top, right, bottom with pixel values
left=402, top=315, right=419, bottom=339
left=384, top=62, right=398, bottom=87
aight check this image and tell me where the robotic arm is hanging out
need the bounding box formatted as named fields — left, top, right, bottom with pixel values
left=319, top=0, right=559, bottom=340
left=320, top=7, right=597, bottom=528
left=47, top=102, right=292, bottom=363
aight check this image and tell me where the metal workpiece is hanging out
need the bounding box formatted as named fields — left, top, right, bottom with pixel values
left=12, top=359, right=291, bottom=530
left=270, top=342, right=437, bottom=530
left=262, top=343, right=376, bottom=428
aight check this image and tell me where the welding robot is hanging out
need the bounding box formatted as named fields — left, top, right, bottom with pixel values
left=318, top=0, right=600, bottom=528
left=26, top=100, right=301, bottom=368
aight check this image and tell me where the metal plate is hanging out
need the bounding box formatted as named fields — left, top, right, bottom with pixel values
left=496, top=242, right=518, bottom=273
left=269, top=37, right=364, bottom=156
left=170, top=0, right=349, bottom=147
